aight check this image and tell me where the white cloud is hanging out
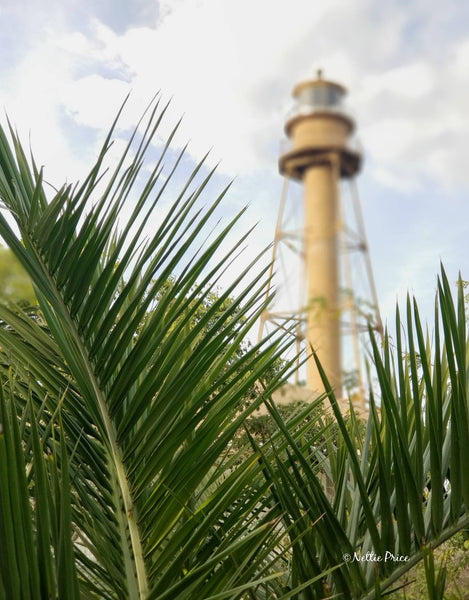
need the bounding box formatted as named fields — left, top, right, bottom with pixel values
left=360, top=63, right=435, bottom=102
left=43, top=0, right=353, bottom=175
left=3, top=0, right=467, bottom=195
left=371, top=166, right=420, bottom=194
left=0, top=43, right=87, bottom=187
left=1, top=0, right=469, bottom=333
left=52, top=0, right=469, bottom=197
left=362, top=118, right=419, bottom=163
left=61, top=75, right=133, bottom=129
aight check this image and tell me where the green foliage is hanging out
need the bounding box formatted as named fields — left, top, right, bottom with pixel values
left=392, top=535, right=469, bottom=600
left=0, top=97, right=469, bottom=600
left=0, top=375, right=79, bottom=599
left=144, top=277, right=286, bottom=404
left=0, top=101, right=296, bottom=599
left=238, top=399, right=336, bottom=449
left=248, top=268, right=469, bottom=599
left=0, top=245, right=36, bottom=305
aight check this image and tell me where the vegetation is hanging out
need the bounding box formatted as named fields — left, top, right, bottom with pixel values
left=0, top=98, right=468, bottom=599
left=392, top=534, right=469, bottom=600
left=0, top=244, right=36, bottom=305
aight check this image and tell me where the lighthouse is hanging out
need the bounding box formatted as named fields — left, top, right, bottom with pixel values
left=278, top=70, right=361, bottom=394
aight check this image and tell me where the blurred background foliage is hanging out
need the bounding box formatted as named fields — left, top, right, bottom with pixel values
left=0, top=245, right=36, bottom=305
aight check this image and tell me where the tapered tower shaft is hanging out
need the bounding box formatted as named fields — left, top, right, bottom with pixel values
left=279, top=71, right=360, bottom=393
left=303, top=164, right=340, bottom=390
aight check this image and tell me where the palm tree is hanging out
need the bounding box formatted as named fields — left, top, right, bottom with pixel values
left=0, top=99, right=299, bottom=599
left=0, top=96, right=468, bottom=599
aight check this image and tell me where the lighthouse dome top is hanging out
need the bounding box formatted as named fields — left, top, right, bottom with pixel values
left=291, top=70, right=348, bottom=114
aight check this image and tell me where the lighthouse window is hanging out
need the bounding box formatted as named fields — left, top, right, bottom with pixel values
left=313, top=87, right=329, bottom=106
left=297, top=86, right=343, bottom=110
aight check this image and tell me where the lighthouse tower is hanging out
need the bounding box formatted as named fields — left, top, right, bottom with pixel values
left=278, top=70, right=362, bottom=394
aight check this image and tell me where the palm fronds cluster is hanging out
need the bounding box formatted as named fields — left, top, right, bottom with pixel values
left=0, top=98, right=467, bottom=599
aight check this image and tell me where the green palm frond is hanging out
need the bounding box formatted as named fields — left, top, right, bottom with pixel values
left=0, top=98, right=296, bottom=599
left=1, top=93, right=468, bottom=600
left=0, top=374, right=79, bottom=600
left=255, top=266, right=469, bottom=599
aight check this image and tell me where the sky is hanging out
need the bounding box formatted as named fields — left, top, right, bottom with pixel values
left=0, top=0, right=468, bottom=356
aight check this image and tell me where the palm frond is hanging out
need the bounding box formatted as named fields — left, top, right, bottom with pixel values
left=0, top=98, right=295, bottom=599
left=255, top=266, right=469, bottom=599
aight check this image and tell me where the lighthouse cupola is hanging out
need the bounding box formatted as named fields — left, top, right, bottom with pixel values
left=280, top=70, right=360, bottom=180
